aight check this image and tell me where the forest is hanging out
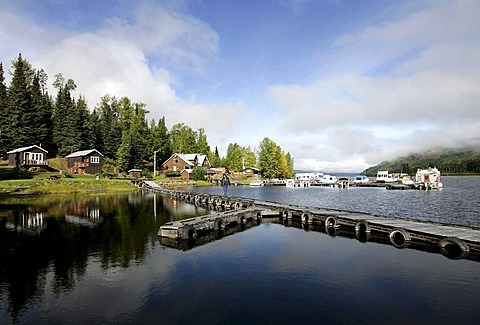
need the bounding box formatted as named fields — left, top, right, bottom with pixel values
left=362, top=147, right=480, bottom=176
left=0, top=54, right=294, bottom=178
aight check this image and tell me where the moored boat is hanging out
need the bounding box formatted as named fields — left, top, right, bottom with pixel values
left=415, top=167, right=443, bottom=190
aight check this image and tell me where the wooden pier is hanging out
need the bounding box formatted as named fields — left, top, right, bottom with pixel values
left=136, top=180, right=480, bottom=261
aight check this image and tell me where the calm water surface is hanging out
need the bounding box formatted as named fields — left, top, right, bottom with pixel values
left=1, top=177, right=479, bottom=324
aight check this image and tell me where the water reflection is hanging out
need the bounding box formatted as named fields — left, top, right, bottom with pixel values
left=1, top=190, right=480, bottom=324
left=0, top=192, right=205, bottom=321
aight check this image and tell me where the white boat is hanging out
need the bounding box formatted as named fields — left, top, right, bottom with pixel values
left=250, top=180, right=264, bottom=187
left=294, top=172, right=323, bottom=181
left=285, top=179, right=295, bottom=188
left=316, top=174, right=337, bottom=185
left=376, top=170, right=396, bottom=183
left=398, top=174, right=414, bottom=185
left=353, top=175, right=370, bottom=184
left=415, top=167, right=443, bottom=190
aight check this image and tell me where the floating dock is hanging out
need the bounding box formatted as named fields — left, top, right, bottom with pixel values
left=136, top=180, right=480, bottom=261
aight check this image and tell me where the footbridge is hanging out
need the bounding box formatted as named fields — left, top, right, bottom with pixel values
left=136, top=180, right=480, bottom=261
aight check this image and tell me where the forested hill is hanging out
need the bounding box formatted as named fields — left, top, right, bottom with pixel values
left=362, top=147, right=480, bottom=176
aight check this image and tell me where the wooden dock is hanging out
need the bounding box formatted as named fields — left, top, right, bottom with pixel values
left=136, top=180, right=480, bottom=261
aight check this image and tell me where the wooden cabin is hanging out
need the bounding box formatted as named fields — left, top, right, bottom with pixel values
left=162, top=153, right=211, bottom=179
left=7, top=145, right=48, bottom=168
left=65, top=149, right=104, bottom=175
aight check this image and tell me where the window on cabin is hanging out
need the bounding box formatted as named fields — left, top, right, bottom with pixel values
left=90, top=156, right=100, bottom=164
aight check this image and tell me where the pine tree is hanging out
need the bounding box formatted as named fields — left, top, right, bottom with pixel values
left=0, top=62, right=10, bottom=158
left=8, top=54, right=36, bottom=148
left=116, top=97, right=149, bottom=171
left=52, top=74, right=79, bottom=156
left=31, top=72, right=54, bottom=155
left=95, top=95, right=122, bottom=158
left=149, top=116, right=172, bottom=169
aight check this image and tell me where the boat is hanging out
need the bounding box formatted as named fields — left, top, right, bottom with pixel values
left=353, top=175, right=370, bottom=184
left=415, top=167, right=443, bottom=190
left=376, top=170, right=396, bottom=183
left=285, top=179, right=295, bottom=188
left=336, top=177, right=350, bottom=188
left=250, top=180, right=264, bottom=187
left=398, top=174, right=414, bottom=185
left=314, top=174, right=338, bottom=186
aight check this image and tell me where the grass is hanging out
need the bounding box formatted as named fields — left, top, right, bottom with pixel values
left=0, top=167, right=137, bottom=195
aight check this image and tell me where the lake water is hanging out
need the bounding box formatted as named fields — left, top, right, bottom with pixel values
left=1, top=177, right=480, bottom=324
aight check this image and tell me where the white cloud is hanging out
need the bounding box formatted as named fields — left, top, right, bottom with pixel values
left=266, top=0, right=480, bottom=172
left=2, top=0, right=480, bottom=173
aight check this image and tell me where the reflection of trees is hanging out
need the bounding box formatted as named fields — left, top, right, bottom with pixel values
left=0, top=192, right=183, bottom=321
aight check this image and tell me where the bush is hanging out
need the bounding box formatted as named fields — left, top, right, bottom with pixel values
left=12, top=167, right=33, bottom=179
left=164, top=171, right=181, bottom=178
left=190, top=167, right=206, bottom=181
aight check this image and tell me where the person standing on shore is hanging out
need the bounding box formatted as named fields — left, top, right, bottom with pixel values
left=221, top=171, right=230, bottom=196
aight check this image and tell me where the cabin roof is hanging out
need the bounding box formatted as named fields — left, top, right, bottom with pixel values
left=65, top=149, right=104, bottom=158
left=163, top=153, right=209, bottom=167
left=7, top=145, right=48, bottom=154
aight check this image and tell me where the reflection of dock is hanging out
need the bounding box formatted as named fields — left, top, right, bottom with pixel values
left=139, top=180, right=480, bottom=261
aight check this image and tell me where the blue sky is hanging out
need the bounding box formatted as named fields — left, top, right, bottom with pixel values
left=1, top=0, right=480, bottom=172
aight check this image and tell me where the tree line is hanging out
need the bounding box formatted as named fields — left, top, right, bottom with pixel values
left=0, top=54, right=294, bottom=178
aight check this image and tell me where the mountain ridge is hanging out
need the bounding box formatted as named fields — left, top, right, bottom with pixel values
left=362, top=146, right=480, bottom=176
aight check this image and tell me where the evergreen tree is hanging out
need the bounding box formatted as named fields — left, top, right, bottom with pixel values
left=0, top=62, right=10, bottom=158
left=95, top=95, right=122, bottom=158
left=52, top=74, right=79, bottom=156
left=207, top=146, right=222, bottom=168
left=31, top=72, right=54, bottom=155
left=71, top=96, right=95, bottom=150
left=8, top=54, right=36, bottom=148
left=149, top=117, right=172, bottom=170
left=116, top=97, right=149, bottom=171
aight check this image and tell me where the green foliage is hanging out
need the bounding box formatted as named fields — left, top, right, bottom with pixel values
left=116, top=97, right=149, bottom=171
left=0, top=63, right=9, bottom=159
left=258, top=137, right=293, bottom=178
left=170, top=123, right=197, bottom=154
left=8, top=54, right=36, bottom=148
left=149, top=117, right=171, bottom=172
left=196, top=128, right=210, bottom=154
left=101, top=157, right=118, bottom=179
left=208, top=146, right=222, bottom=168
left=12, top=167, right=34, bottom=179
left=164, top=170, right=181, bottom=178
left=190, top=167, right=206, bottom=181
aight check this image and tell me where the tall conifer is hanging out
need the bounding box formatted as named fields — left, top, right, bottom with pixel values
left=0, top=63, right=10, bottom=158
left=8, top=54, right=35, bottom=148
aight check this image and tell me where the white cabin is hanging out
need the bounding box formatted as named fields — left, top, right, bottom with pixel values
left=376, top=171, right=396, bottom=183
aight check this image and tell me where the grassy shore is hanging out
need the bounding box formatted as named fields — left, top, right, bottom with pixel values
left=0, top=167, right=137, bottom=195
